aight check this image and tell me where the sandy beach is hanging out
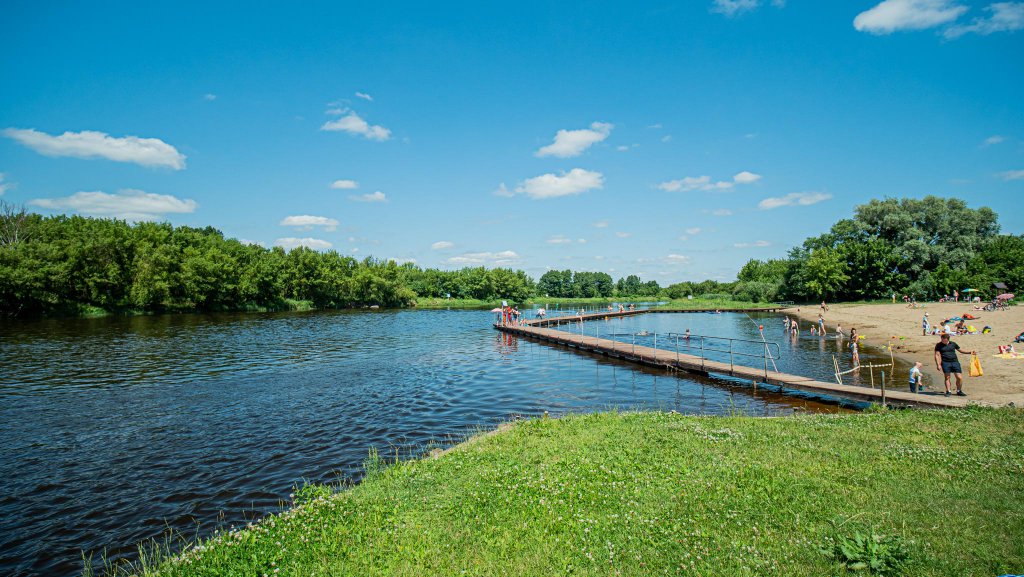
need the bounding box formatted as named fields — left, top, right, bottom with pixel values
left=790, top=301, right=1024, bottom=407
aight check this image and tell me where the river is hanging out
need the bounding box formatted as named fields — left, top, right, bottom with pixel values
left=0, top=308, right=896, bottom=576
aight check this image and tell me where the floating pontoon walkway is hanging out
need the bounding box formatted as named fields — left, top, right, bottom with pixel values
left=497, top=310, right=968, bottom=409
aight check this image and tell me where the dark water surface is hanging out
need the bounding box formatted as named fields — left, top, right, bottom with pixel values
left=0, top=309, right=877, bottom=576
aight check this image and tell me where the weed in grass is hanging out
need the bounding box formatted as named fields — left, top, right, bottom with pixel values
left=822, top=527, right=913, bottom=575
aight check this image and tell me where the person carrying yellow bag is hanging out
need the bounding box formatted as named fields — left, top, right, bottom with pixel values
left=969, top=353, right=983, bottom=377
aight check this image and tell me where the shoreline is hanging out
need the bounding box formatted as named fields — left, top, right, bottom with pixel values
left=789, top=302, right=1023, bottom=407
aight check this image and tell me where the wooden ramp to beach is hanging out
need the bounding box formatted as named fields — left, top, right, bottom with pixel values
left=497, top=313, right=968, bottom=409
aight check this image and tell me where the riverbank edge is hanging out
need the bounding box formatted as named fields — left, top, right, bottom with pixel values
left=107, top=407, right=1024, bottom=577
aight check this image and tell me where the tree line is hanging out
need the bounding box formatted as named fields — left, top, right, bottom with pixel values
left=0, top=204, right=660, bottom=317
left=2, top=196, right=1019, bottom=317
left=735, top=196, right=1023, bottom=303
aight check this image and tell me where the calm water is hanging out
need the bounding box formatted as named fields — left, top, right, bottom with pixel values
left=0, top=309, right=883, bottom=577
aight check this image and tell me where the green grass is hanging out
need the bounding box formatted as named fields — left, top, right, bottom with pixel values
left=95, top=407, right=1023, bottom=577
left=652, top=298, right=781, bottom=310
left=413, top=296, right=668, bottom=310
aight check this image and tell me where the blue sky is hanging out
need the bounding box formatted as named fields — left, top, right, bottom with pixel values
left=2, top=0, right=1022, bottom=284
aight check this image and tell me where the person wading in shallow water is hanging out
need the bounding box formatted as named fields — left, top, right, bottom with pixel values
left=934, top=333, right=976, bottom=397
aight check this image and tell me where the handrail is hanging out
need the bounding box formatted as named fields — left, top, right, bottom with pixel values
left=604, top=331, right=782, bottom=380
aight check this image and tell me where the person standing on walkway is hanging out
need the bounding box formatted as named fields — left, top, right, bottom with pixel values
left=909, top=361, right=924, bottom=393
left=934, top=333, right=976, bottom=397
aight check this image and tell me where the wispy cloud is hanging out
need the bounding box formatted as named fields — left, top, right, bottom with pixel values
left=983, top=135, right=1006, bottom=146
left=945, top=2, right=1024, bottom=37
left=998, top=169, right=1024, bottom=180
left=853, top=0, right=968, bottom=34
left=0, top=173, right=10, bottom=196
left=711, top=0, right=785, bottom=16
left=349, top=191, right=387, bottom=202
left=535, top=122, right=613, bottom=158
left=320, top=109, right=391, bottom=141
left=3, top=128, right=186, bottom=169
left=512, top=168, right=604, bottom=199
left=331, top=179, right=359, bottom=189
left=593, top=220, right=610, bottom=228
left=734, top=240, right=771, bottom=248
left=546, top=235, right=573, bottom=244
left=355, top=91, right=374, bottom=101
left=280, top=215, right=339, bottom=231
left=658, top=171, right=761, bottom=192
left=274, top=237, right=333, bottom=251
left=615, top=231, right=632, bottom=238
left=445, top=250, right=520, bottom=266
left=685, top=227, right=703, bottom=235
left=431, top=241, right=454, bottom=250
left=30, top=189, right=196, bottom=220
left=711, top=0, right=760, bottom=17
left=203, top=93, right=217, bottom=101
left=711, top=209, right=733, bottom=216
left=758, top=192, right=832, bottom=209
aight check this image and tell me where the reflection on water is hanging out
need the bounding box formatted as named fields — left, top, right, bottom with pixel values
left=1, top=309, right=851, bottom=576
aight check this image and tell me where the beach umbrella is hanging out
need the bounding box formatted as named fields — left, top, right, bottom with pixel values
left=962, top=288, right=978, bottom=292
left=490, top=307, right=503, bottom=312
left=997, top=293, right=1015, bottom=300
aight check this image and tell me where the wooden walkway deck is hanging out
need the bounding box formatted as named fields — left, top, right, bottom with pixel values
left=497, top=311, right=968, bottom=409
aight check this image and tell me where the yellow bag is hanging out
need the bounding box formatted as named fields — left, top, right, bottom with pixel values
left=969, top=354, right=983, bottom=377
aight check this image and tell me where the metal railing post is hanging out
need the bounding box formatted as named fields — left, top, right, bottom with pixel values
left=729, top=340, right=734, bottom=373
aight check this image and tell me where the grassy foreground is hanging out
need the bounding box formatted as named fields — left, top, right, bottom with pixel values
left=104, top=408, right=1022, bottom=577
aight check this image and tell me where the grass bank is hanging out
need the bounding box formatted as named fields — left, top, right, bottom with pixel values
left=97, top=407, right=1023, bottom=576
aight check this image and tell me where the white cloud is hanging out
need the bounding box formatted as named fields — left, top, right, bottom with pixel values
left=758, top=192, right=832, bottom=209
left=29, top=189, right=196, bottom=221
left=647, top=123, right=663, bottom=129
left=711, top=0, right=760, bottom=16
left=355, top=92, right=374, bottom=101
left=945, top=2, right=1024, bottom=37
left=616, top=145, right=630, bottom=151
left=983, top=135, right=1006, bottom=146
left=685, top=227, right=703, bottom=235
left=320, top=110, right=391, bottom=141
left=593, top=220, right=610, bottom=228
left=998, top=169, right=1024, bottom=180
left=0, top=173, right=10, bottom=196
left=3, top=128, right=186, bottom=169
left=734, top=240, right=771, bottom=248
left=665, top=254, right=692, bottom=264
left=238, top=239, right=265, bottom=247
left=733, top=171, right=762, bottom=184
left=280, top=215, right=339, bottom=231
left=659, top=171, right=759, bottom=192
left=535, top=122, right=613, bottom=158
left=514, top=168, right=604, bottom=199
left=274, top=237, right=333, bottom=251
left=203, top=93, right=217, bottom=101
left=853, top=0, right=968, bottom=34
left=431, top=241, right=454, bottom=250
left=615, top=231, right=632, bottom=238
left=493, top=183, right=515, bottom=197
left=577, top=238, right=587, bottom=244
left=661, top=135, right=673, bottom=143
left=446, top=250, right=521, bottom=266
left=331, top=179, right=359, bottom=189
left=350, top=191, right=387, bottom=202
left=546, top=235, right=573, bottom=244
left=390, top=257, right=416, bottom=265
left=711, top=209, right=733, bottom=216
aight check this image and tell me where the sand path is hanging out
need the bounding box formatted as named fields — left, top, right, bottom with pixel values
left=790, top=301, right=1023, bottom=407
